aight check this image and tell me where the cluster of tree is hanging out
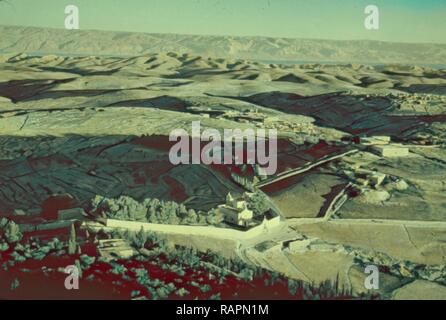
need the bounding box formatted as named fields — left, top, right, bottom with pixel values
left=131, top=266, right=185, bottom=299
left=287, top=277, right=357, bottom=300
left=244, top=191, right=271, bottom=216
left=91, top=195, right=223, bottom=226
left=231, top=173, right=256, bottom=192
left=105, top=228, right=367, bottom=300
left=118, top=228, right=275, bottom=281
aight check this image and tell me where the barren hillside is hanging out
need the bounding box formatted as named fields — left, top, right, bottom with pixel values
left=1, top=25, right=445, bottom=64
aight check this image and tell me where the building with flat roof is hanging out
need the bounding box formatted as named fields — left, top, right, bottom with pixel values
left=372, top=144, right=409, bottom=158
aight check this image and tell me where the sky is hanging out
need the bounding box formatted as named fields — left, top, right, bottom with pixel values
left=0, top=0, right=445, bottom=43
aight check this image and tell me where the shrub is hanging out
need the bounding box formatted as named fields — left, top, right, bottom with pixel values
left=3, top=220, right=22, bottom=244
left=92, top=195, right=219, bottom=226
left=132, top=227, right=147, bottom=249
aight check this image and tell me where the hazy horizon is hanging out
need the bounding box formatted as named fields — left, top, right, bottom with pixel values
left=0, top=0, right=445, bottom=44
left=2, top=23, right=446, bottom=46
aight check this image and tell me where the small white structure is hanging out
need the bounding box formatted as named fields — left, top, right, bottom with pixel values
left=369, top=172, right=387, bottom=187
left=354, top=169, right=387, bottom=188
left=372, top=144, right=409, bottom=158
left=98, top=239, right=135, bottom=261
left=218, top=193, right=253, bottom=227
left=360, top=136, right=391, bottom=146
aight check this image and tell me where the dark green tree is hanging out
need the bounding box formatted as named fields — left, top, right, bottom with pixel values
left=68, top=224, right=77, bottom=255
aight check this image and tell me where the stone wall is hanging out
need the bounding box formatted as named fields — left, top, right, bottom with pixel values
left=105, top=216, right=281, bottom=240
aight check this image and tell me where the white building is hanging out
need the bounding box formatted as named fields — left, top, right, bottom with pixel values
left=218, top=193, right=254, bottom=227
left=372, top=144, right=409, bottom=158
left=360, top=136, right=391, bottom=146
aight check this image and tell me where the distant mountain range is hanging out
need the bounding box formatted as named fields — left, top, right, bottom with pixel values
left=1, top=25, right=445, bottom=64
